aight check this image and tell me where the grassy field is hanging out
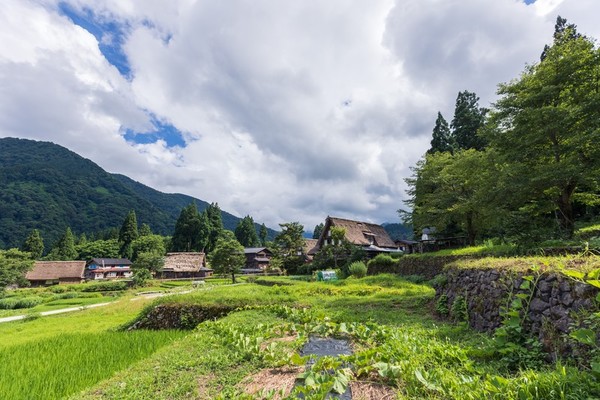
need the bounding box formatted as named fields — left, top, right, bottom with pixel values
left=0, top=276, right=597, bottom=399
left=62, top=275, right=597, bottom=399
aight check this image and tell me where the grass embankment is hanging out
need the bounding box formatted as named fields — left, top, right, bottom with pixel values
left=71, top=275, right=598, bottom=399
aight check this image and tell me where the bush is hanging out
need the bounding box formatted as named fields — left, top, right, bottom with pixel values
left=0, top=297, right=45, bottom=309
left=367, top=254, right=397, bottom=273
left=348, top=261, right=368, bottom=278
left=81, top=281, right=129, bottom=292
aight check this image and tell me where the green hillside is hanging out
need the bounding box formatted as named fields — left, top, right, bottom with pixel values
left=0, top=137, right=275, bottom=249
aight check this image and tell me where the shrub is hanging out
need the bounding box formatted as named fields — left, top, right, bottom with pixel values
left=367, top=254, right=397, bottom=273
left=348, top=261, right=367, bottom=278
left=81, top=281, right=129, bottom=292
left=0, top=297, right=45, bottom=309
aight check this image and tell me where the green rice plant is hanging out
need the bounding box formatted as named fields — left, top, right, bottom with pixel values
left=0, top=331, right=183, bottom=400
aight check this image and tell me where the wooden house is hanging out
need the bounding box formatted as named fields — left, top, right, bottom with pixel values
left=86, top=258, right=132, bottom=280
left=26, top=261, right=86, bottom=286
left=243, top=247, right=273, bottom=271
left=161, top=252, right=213, bottom=279
left=314, top=216, right=402, bottom=258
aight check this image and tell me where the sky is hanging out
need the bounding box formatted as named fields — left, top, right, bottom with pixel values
left=1, top=0, right=599, bottom=232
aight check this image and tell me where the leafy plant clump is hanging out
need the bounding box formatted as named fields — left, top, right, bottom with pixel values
left=0, top=296, right=45, bottom=310
left=347, top=261, right=367, bottom=278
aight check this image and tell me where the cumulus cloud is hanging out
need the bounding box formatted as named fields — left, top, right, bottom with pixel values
left=1, top=0, right=598, bottom=231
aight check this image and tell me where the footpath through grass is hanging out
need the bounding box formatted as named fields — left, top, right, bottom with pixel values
left=70, top=275, right=598, bottom=399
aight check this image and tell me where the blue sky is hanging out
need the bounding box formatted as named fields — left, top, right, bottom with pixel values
left=58, top=2, right=186, bottom=149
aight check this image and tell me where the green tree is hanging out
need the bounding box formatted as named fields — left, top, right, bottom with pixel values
left=273, top=222, right=305, bottom=274
left=139, top=223, right=152, bottom=237
left=259, top=223, right=268, bottom=245
left=451, top=90, right=487, bottom=151
left=131, top=234, right=166, bottom=261
left=131, top=251, right=164, bottom=286
left=170, top=203, right=208, bottom=252
left=0, top=249, right=34, bottom=292
left=312, top=223, right=324, bottom=239
left=234, top=215, right=260, bottom=247
left=132, top=251, right=164, bottom=276
left=486, top=17, right=600, bottom=238
left=48, top=227, right=78, bottom=260
left=428, top=112, right=453, bottom=154
left=209, top=235, right=245, bottom=283
left=119, top=210, right=139, bottom=259
left=205, top=203, right=224, bottom=253
left=22, top=229, right=44, bottom=260
left=404, top=150, right=497, bottom=245
left=76, top=239, right=120, bottom=260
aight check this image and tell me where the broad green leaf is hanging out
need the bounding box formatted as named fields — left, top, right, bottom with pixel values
left=570, top=329, right=596, bottom=346
left=562, top=270, right=585, bottom=280
left=585, top=280, right=600, bottom=289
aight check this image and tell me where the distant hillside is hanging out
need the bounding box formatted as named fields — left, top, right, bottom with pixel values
left=382, top=222, right=414, bottom=241
left=0, top=137, right=276, bottom=249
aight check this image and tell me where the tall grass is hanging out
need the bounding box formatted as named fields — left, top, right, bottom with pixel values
left=0, top=331, right=183, bottom=400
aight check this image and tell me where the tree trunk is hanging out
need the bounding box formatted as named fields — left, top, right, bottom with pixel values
left=466, top=213, right=476, bottom=246
left=556, top=183, right=576, bottom=238
left=231, top=272, right=236, bottom=284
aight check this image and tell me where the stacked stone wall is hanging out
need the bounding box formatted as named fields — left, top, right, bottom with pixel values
left=436, top=268, right=598, bottom=354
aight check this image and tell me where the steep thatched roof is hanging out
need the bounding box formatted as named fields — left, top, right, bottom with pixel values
left=317, top=217, right=397, bottom=249
left=303, top=239, right=319, bottom=255
left=163, top=252, right=210, bottom=272
left=26, top=261, right=86, bottom=281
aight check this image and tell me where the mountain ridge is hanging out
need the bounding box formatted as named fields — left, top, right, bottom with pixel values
left=0, top=137, right=276, bottom=249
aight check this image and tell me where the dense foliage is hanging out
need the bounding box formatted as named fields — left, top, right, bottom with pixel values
left=405, top=17, right=600, bottom=243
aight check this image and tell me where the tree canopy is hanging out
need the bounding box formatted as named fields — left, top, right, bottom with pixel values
left=209, top=234, right=244, bottom=283
left=0, top=249, right=33, bottom=293
left=234, top=215, right=260, bottom=247
left=405, top=16, right=600, bottom=242
left=22, top=229, right=44, bottom=260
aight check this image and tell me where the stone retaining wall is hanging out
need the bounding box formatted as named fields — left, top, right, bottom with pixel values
left=436, top=268, right=598, bottom=354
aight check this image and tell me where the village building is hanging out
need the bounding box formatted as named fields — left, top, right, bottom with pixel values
left=161, top=252, right=213, bottom=279
left=26, top=261, right=86, bottom=286
left=395, top=239, right=419, bottom=254
left=303, top=238, right=319, bottom=262
left=242, top=247, right=273, bottom=273
left=314, top=216, right=402, bottom=258
left=85, top=258, right=132, bottom=280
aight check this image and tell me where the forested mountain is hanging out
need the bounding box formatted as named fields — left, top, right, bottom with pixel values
left=382, top=223, right=413, bottom=241
left=0, top=137, right=275, bottom=249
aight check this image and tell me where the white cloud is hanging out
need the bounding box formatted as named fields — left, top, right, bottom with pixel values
left=1, top=0, right=598, bottom=231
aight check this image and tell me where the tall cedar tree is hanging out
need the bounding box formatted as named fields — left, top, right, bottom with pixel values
left=259, top=223, right=268, bottom=245
left=312, top=223, right=324, bottom=239
left=139, top=223, right=152, bottom=237
left=451, top=91, right=487, bottom=151
left=274, top=222, right=305, bottom=274
left=119, top=210, right=139, bottom=259
left=234, top=215, right=260, bottom=247
left=486, top=17, right=600, bottom=238
left=53, top=227, right=78, bottom=260
left=205, top=203, right=224, bottom=253
left=22, top=229, right=44, bottom=259
left=171, top=203, right=204, bottom=252
left=428, top=112, right=453, bottom=154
